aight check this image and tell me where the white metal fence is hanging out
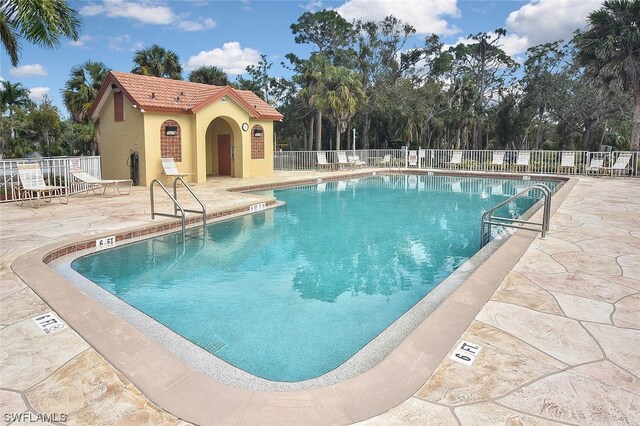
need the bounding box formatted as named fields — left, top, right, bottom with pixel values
left=0, top=156, right=102, bottom=203
left=274, top=149, right=640, bottom=177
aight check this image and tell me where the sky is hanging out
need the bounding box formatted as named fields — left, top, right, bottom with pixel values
left=0, top=0, right=604, bottom=117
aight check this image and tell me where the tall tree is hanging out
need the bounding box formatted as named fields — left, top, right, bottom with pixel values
left=295, top=54, right=327, bottom=150
left=236, top=55, right=279, bottom=103
left=353, top=16, right=417, bottom=149
left=62, top=60, right=110, bottom=123
left=575, top=0, right=640, bottom=150
left=0, top=80, right=33, bottom=117
left=290, top=11, right=354, bottom=150
left=131, top=44, right=182, bottom=79
left=521, top=41, right=567, bottom=149
left=315, top=65, right=365, bottom=151
left=188, top=66, right=229, bottom=86
left=290, top=10, right=354, bottom=63
left=27, top=95, right=62, bottom=156
left=448, top=29, right=519, bottom=148
left=0, top=0, right=80, bottom=66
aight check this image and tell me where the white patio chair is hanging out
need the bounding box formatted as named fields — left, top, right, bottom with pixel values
left=513, top=151, right=531, bottom=172
left=336, top=151, right=352, bottom=170
left=161, top=158, right=195, bottom=185
left=586, top=157, right=605, bottom=176
left=489, top=150, right=506, bottom=171
left=70, top=167, right=132, bottom=197
left=600, top=152, right=632, bottom=177
left=557, top=152, right=576, bottom=175
left=17, top=163, right=68, bottom=208
left=375, top=154, right=391, bottom=167
left=316, top=152, right=333, bottom=170
left=346, top=153, right=366, bottom=168
left=444, top=150, right=463, bottom=169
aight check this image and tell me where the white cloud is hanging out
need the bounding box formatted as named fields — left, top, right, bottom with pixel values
left=498, top=34, right=529, bottom=58
left=80, top=0, right=173, bottom=25
left=107, top=34, right=143, bottom=51
left=185, top=42, right=261, bottom=75
left=81, top=0, right=216, bottom=31
left=177, top=18, right=216, bottom=32
left=303, top=0, right=325, bottom=12
left=28, top=87, right=50, bottom=102
left=336, top=0, right=460, bottom=35
left=506, top=0, right=602, bottom=50
left=108, top=34, right=130, bottom=51
left=10, top=64, right=48, bottom=77
left=68, top=35, right=93, bottom=48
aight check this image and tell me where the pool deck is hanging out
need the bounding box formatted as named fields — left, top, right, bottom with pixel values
left=1, top=170, right=639, bottom=425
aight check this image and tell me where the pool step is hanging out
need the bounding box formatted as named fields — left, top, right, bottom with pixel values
left=201, top=335, right=227, bottom=353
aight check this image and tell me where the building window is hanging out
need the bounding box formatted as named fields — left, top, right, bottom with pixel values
left=114, top=92, right=124, bottom=121
left=160, top=120, right=182, bottom=161
left=251, top=125, right=264, bottom=159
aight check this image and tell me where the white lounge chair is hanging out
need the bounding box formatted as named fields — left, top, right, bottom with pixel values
left=586, top=157, right=605, bottom=175
left=346, top=153, right=366, bottom=168
left=161, top=158, right=195, bottom=185
left=600, top=152, right=632, bottom=177
left=489, top=150, right=506, bottom=171
left=316, top=152, right=333, bottom=170
left=513, top=151, right=531, bottom=172
left=557, top=152, right=576, bottom=175
left=375, top=154, right=391, bottom=167
left=336, top=151, right=352, bottom=170
left=17, top=163, right=68, bottom=208
left=70, top=167, right=132, bottom=197
left=444, top=150, right=463, bottom=169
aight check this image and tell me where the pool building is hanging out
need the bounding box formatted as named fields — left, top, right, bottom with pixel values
left=88, top=71, right=283, bottom=185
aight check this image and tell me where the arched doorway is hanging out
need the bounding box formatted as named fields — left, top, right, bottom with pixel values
left=205, top=117, right=242, bottom=177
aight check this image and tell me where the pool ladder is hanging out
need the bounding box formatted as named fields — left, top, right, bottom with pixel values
left=481, top=184, right=551, bottom=246
left=150, top=177, right=206, bottom=242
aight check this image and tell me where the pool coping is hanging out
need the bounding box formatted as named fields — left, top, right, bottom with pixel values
left=11, top=173, right=576, bottom=424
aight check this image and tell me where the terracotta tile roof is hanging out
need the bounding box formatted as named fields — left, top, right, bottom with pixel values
left=89, top=71, right=283, bottom=120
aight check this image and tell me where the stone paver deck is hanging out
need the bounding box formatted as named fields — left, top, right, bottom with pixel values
left=1, top=171, right=638, bottom=425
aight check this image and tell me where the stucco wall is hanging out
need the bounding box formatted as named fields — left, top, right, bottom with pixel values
left=246, top=119, right=275, bottom=178
left=96, top=92, right=144, bottom=181
left=142, top=112, right=195, bottom=186
left=97, top=90, right=276, bottom=185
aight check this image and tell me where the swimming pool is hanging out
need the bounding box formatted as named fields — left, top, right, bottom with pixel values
left=71, top=175, right=554, bottom=382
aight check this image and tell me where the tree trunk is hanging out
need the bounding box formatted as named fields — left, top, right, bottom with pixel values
left=582, top=120, right=593, bottom=151
left=336, top=126, right=341, bottom=151
left=309, top=115, right=315, bottom=150
left=535, top=107, right=545, bottom=150
left=363, top=114, right=371, bottom=149
left=316, top=111, right=323, bottom=151
left=632, top=89, right=640, bottom=151
left=473, top=117, right=482, bottom=149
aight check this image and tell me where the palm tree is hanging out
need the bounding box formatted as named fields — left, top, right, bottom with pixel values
left=188, top=66, right=229, bottom=86
left=314, top=65, right=365, bottom=151
left=0, top=0, right=80, bottom=66
left=575, top=0, right=640, bottom=150
left=1, top=80, right=33, bottom=117
left=62, top=61, right=110, bottom=123
left=296, top=54, right=327, bottom=150
left=131, top=44, right=182, bottom=80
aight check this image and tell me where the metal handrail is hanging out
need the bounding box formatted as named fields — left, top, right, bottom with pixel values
left=172, top=176, right=207, bottom=230
left=150, top=178, right=207, bottom=243
left=481, top=183, right=552, bottom=246
left=150, top=179, right=186, bottom=241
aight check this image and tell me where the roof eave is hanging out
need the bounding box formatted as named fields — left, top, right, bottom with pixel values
left=88, top=71, right=141, bottom=120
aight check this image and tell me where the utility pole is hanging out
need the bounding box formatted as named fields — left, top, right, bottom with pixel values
left=352, top=128, right=356, bottom=154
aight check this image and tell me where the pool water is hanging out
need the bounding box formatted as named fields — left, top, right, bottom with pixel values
left=72, top=175, right=553, bottom=381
